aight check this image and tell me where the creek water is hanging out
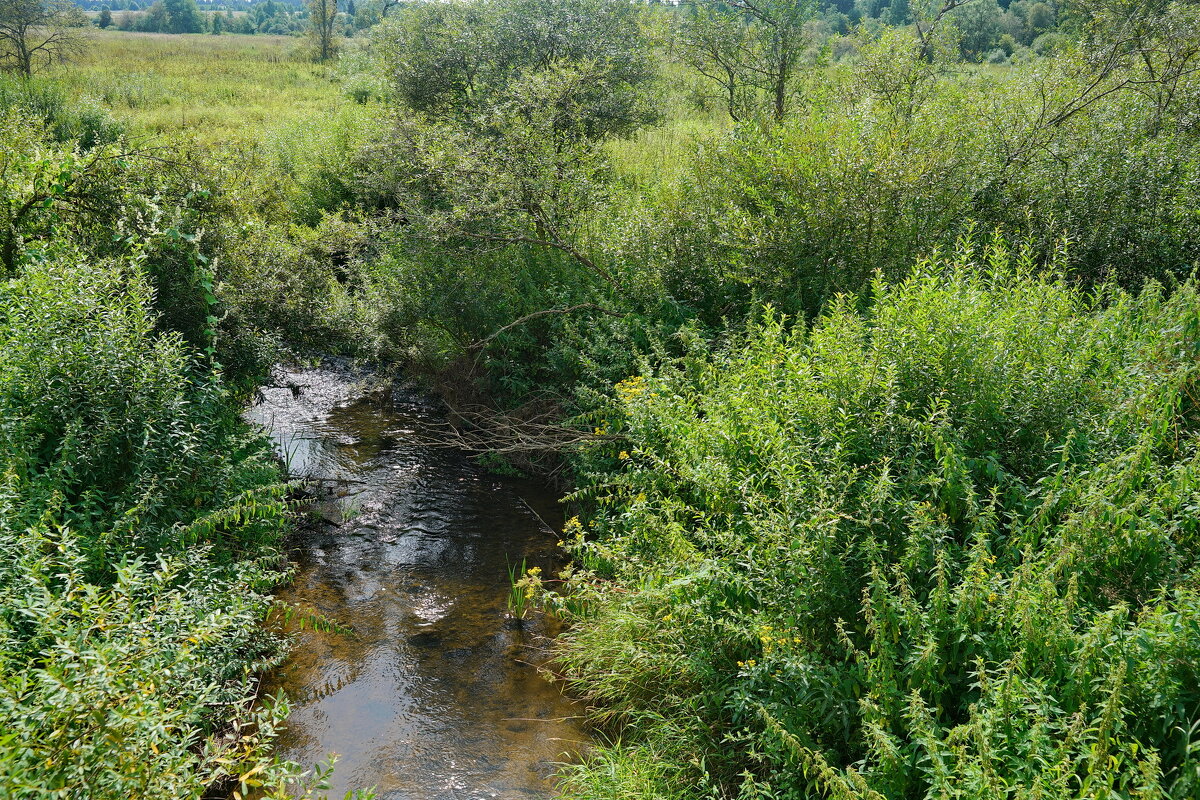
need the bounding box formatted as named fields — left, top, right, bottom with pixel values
left=245, top=363, right=587, bottom=800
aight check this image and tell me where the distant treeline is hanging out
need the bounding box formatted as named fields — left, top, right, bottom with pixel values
left=78, top=0, right=301, bottom=10
left=92, top=0, right=389, bottom=35
left=813, top=0, right=1064, bottom=62
left=82, top=0, right=1061, bottom=60
left=107, top=0, right=306, bottom=36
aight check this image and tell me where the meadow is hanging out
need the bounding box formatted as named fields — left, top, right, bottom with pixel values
left=56, top=30, right=345, bottom=145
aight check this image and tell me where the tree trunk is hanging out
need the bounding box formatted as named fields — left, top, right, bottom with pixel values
left=18, top=38, right=32, bottom=77
left=773, top=45, right=791, bottom=121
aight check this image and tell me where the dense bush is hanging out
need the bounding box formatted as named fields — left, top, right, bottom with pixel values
left=346, top=5, right=1200, bottom=416
left=554, top=239, right=1200, bottom=798
left=373, top=0, right=658, bottom=137
left=1, top=109, right=242, bottom=375
left=0, top=102, right=381, bottom=385
left=0, top=105, right=333, bottom=800
left=593, top=42, right=1200, bottom=325
left=0, top=244, right=300, bottom=798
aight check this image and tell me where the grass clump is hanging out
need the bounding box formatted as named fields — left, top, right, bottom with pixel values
left=556, top=236, right=1200, bottom=799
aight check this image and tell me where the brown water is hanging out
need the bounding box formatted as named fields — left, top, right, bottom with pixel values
left=245, top=363, right=586, bottom=800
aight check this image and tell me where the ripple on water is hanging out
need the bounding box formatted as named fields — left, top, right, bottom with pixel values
left=247, top=362, right=586, bottom=799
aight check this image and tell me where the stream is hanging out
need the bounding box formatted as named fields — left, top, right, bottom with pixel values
left=245, top=363, right=587, bottom=800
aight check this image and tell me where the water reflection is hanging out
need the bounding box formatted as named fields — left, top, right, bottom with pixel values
left=246, top=364, right=586, bottom=799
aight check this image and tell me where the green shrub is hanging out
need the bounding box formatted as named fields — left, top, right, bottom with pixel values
left=0, top=75, right=124, bottom=148
left=565, top=27, right=1200, bottom=350
left=0, top=246, right=306, bottom=798
left=0, top=533, right=287, bottom=800
left=0, top=98, right=352, bottom=797
left=557, top=237, right=1200, bottom=799
left=0, top=106, right=323, bottom=386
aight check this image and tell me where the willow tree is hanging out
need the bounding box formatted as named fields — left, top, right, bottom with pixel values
left=376, top=0, right=658, bottom=138
left=360, top=0, right=658, bottom=354
left=369, top=0, right=658, bottom=257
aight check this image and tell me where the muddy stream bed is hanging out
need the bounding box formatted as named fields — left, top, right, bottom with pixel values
left=245, top=363, right=587, bottom=799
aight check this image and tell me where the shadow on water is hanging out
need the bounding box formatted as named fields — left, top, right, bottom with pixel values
left=245, top=362, right=587, bottom=800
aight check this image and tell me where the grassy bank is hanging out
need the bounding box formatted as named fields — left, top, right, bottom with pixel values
left=0, top=247, right=293, bottom=799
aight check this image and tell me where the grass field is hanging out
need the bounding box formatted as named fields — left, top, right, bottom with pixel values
left=54, top=30, right=347, bottom=145
left=48, top=30, right=714, bottom=183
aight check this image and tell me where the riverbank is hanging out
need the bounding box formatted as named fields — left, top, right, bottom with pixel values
left=551, top=254, right=1200, bottom=799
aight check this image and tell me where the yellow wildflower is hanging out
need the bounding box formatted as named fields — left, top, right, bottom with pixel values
left=615, top=375, right=647, bottom=401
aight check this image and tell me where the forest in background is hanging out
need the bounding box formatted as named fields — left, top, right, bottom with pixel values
left=29, top=0, right=1107, bottom=66
left=2, top=0, right=1200, bottom=797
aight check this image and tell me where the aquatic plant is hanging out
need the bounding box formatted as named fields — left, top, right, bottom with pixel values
left=507, top=558, right=531, bottom=622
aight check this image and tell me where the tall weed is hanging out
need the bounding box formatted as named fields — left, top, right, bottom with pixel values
left=557, top=237, right=1200, bottom=799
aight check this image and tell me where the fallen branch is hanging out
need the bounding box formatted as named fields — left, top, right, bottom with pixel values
left=404, top=399, right=627, bottom=456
